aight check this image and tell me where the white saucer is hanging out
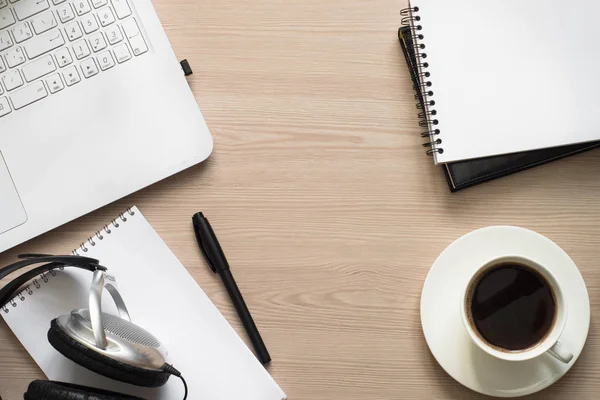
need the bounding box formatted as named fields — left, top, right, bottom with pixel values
left=421, top=226, right=590, bottom=398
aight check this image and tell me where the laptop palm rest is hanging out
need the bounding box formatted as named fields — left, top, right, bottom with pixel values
left=0, top=151, right=27, bottom=235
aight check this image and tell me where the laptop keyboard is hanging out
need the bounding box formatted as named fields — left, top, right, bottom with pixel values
left=0, top=0, right=147, bottom=118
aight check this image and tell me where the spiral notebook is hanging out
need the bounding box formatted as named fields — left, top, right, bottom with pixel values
left=402, top=0, right=600, bottom=164
left=2, top=207, right=286, bottom=400
left=399, top=26, right=600, bottom=191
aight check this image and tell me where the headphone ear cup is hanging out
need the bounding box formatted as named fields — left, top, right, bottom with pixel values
left=24, top=380, right=146, bottom=400
left=47, top=319, right=170, bottom=388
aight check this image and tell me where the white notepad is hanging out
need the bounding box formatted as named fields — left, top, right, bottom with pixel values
left=2, top=207, right=286, bottom=400
left=405, top=0, right=600, bottom=163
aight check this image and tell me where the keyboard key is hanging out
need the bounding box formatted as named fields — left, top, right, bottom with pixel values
left=72, top=38, right=89, bottom=59
left=0, top=29, right=13, bottom=50
left=121, top=18, right=146, bottom=56
left=62, top=64, right=80, bottom=85
left=54, top=46, right=72, bottom=67
left=110, top=0, right=130, bottom=19
left=22, top=54, right=56, bottom=82
left=10, top=81, right=47, bottom=109
left=14, top=0, right=49, bottom=20
left=0, top=7, right=15, bottom=29
left=80, top=57, right=98, bottom=78
left=30, top=10, right=57, bottom=34
left=105, top=24, right=122, bottom=44
left=121, top=17, right=137, bottom=36
left=112, top=42, right=129, bottom=63
left=128, top=35, right=147, bottom=56
left=65, top=20, right=82, bottom=41
left=88, top=31, right=105, bottom=52
left=0, top=97, right=11, bottom=118
left=91, top=0, right=107, bottom=8
left=11, top=21, right=33, bottom=42
left=0, top=0, right=147, bottom=117
left=73, top=0, right=91, bottom=16
left=96, top=49, right=113, bottom=70
left=97, top=6, right=114, bottom=27
left=56, top=2, right=74, bottom=23
left=3, top=69, right=23, bottom=91
left=23, top=29, right=64, bottom=59
left=5, top=46, right=25, bottom=67
left=81, top=13, right=98, bottom=33
left=45, top=73, right=63, bottom=93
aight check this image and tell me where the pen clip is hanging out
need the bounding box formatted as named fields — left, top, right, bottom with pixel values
left=199, top=239, right=218, bottom=273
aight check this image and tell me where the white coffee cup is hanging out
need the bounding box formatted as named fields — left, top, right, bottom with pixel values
left=460, top=255, right=573, bottom=363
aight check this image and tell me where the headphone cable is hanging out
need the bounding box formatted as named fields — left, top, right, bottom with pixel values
left=177, top=375, right=189, bottom=400
left=163, top=364, right=188, bottom=400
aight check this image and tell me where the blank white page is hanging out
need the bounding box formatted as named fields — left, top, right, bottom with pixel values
left=2, top=207, right=286, bottom=400
left=412, top=0, right=600, bottom=163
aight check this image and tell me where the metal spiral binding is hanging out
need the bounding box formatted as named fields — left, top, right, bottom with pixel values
left=400, top=5, right=443, bottom=156
left=1, top=208, right=136, bottom=314
left=73, top=208, right=135, bottom=255
left=1, top=267, right=64, bottom=314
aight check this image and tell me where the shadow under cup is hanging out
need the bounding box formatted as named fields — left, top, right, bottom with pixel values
left=460, top=256, right=572, bottom=363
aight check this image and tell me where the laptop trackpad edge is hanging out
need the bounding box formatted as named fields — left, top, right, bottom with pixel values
left=0, top=151, right=27, bottom=235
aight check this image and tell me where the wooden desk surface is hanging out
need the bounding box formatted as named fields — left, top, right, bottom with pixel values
left=2, top=1, right=600, bottom=399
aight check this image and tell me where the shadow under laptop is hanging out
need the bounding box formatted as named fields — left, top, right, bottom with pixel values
left=0, top=154, right=216, bottom=262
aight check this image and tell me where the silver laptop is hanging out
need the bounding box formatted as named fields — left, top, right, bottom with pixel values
left=0, top=0, right=213, bottom=253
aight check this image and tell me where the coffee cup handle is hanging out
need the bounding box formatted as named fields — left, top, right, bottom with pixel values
left=548, top=341, right=573, bottom=364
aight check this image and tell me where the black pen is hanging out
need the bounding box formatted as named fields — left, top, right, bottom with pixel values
left=192, top=212, right=272, bottom=365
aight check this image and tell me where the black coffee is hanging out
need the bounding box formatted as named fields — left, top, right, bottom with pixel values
left=466, top=263, right=556, bottom=351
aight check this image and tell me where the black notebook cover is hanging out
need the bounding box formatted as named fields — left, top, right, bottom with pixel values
left=398, top=26, right=600, bottom=192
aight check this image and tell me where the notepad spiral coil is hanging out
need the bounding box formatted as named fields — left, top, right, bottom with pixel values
left=400, top=6, right=443, bottom=156
left=73, top=208, right=136, bottom=255
left=1, top=208, right=135, bottom=314
left=1, top=267, right=63, bottom=314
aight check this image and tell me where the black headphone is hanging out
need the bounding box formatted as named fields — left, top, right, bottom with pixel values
left=0, top=255, right=188, bottom=400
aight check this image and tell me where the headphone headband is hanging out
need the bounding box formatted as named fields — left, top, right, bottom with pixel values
left=0, top=255, right=105, bottom=309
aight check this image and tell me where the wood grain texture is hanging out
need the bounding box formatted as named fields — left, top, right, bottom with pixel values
left=2, top=0, right=600, bottom=398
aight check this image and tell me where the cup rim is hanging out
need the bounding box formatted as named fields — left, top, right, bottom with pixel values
left=460, top=255, right=568, bottom=362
